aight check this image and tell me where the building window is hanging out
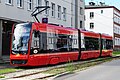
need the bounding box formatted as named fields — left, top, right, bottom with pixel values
left=118, top=27, right=119, bottom=34
left=114, top=16, right=117, bottom=22
left=101, top=10, right=103, bottom=14
left=84, top=15, right=86, bottom=20
left=36, top=0, right=42, bottom=6
left=51, top=3, right=55, bottom=17
left=45, top=0, right=49, bottom=15
left=116, top=27, right=118, bottom=34
left=119, top=18, right=120, bottom=24
left=115, top=38, right=117, bottom=45
left=6, top=0, right=13, bottom=5
left=80, top=0, right=83, bottom=2
left=80, top=21, right=82, bottom=28
left=90, top=23, right=94, bottom=29
left=90, top=12, right=94, bottom=18
left=71, top=17, right=73, bottom=26
left=80, top=7, right=83, bottom=15
left=114, top=27, right=116, bottom=33
left=63, top=7, right=66, bottom=21
left=27, top=0, right=32, bottom=10
left=71, top=3, right=73, bottom=11
left=58, top=5, right=61, bottom=19
left=118, top=28, right=119, bottom=34
left=17, top=0, right=23, bottom=8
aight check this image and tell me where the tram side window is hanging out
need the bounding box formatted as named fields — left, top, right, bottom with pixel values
left=39, top=32, right=47, bottom=53
left=106, top=39, right=113, bottom=49
left=56, top=35, right=68, bottom=52
left=102, top=39, right=106, bottom=49
left=31, top=30, right=40, bottom=54
left=85, top=37, right=99, bottom=50
left=47, top=32, right=57, bottom=53
left=31, top=31, right=47, bottom=54
left=72, top=35, right=79, bottom=51
left=56, top=34, right=72, bottom=52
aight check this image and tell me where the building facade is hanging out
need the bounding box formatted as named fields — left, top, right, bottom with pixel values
left=75, top=0, right=85, bottom=29
left=0, top=0, right=85, bottom=59
left=85, top=2, right=120, bottom=50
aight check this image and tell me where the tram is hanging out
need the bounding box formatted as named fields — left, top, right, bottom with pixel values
left=10, top=22, right=113, bottom=66
left=10, top=6, right=113, bottom=66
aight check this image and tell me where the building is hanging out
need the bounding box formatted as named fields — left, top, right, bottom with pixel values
left=85, top=2, right=120, bottom=50
left=74, top=0, right=85, bottom=29
left=0, top=0, right=85, bottom=61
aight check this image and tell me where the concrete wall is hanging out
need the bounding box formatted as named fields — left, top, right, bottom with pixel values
left=0, top=0, right=32, bottom=22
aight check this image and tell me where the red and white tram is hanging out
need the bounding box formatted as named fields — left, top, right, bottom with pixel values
left=10, top=22, right=113, bottom=66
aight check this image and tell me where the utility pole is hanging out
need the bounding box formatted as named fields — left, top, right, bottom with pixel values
left=75, top=0, right=78, bottom=29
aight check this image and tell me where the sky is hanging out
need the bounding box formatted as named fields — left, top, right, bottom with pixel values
left=85, top=0, right=120, bottom=9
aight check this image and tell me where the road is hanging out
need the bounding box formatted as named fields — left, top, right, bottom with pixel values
left=54, top=59, right=120, bottom=80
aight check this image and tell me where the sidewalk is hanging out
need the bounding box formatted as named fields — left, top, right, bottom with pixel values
left=0, top=63, right=14, bottom=69
left=0, top=56, right=13, bottom=69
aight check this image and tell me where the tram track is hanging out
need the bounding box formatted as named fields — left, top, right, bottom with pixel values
left=1, top=56, right=120, bottom=80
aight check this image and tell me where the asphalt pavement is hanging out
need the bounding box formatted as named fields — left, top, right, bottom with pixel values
left=54, top=59, right=120, bottom=80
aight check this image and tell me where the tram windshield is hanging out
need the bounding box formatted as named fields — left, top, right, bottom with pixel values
left=12, top=23, right=32, bottom=54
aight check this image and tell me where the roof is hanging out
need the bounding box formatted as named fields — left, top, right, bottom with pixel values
left=85, top=5, right=120, bottom=13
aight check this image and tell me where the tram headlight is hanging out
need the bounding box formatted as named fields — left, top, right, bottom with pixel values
left=33, top=49, right=38, bottom=54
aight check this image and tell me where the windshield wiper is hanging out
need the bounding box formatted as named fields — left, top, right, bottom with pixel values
left=12, top=50, right=21, bottom=54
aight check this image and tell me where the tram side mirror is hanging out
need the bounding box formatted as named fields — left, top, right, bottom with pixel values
left=33, top=30, right=39, bottom=38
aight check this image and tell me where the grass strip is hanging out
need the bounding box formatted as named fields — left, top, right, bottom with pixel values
left=42, top=57, right=113, bottom=76
left=113, top=51, right=120, bottom=56
left=0, top=68, right=20, bottom=75
left=0, top=75, right=5, bottom=78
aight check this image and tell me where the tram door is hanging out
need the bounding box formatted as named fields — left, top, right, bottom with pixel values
left=2, top=21, right=14, bottom=55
